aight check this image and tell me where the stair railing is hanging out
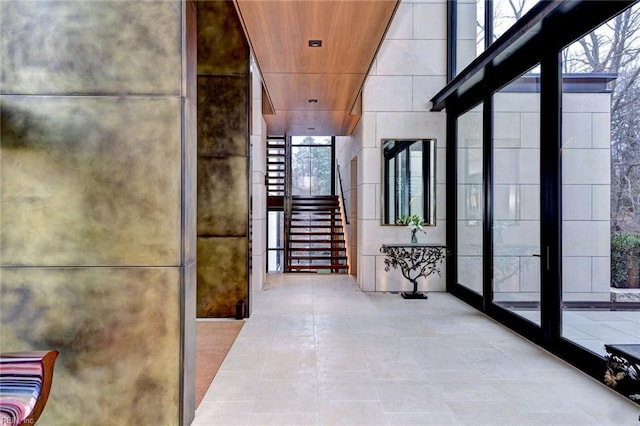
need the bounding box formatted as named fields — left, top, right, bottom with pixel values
left=284, top=135, right=292, bottom=271
left=335, top=164, right=350, bottom=273
left=336, top=164, right=350, bottom=225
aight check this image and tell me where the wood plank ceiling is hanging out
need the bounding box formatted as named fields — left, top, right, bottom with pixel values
left=233, top=0, right=399, bottom=136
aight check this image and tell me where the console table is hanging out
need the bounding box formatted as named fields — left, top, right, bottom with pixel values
left=380, top=244, right=447, bottom=299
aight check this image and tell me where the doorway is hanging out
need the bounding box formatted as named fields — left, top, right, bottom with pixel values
left=266, top=136, right=347, bottom=273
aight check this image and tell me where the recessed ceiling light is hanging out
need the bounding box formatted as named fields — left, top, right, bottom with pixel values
left=308, top=99, right=318, bottom=103
left=308, top=40, right=322, bottom=47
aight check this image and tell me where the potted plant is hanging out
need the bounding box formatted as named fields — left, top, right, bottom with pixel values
left=398, top=214, right=426, bottom=244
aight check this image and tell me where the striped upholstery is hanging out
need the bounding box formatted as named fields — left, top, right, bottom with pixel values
left=0, top=351, right=58, bottom=426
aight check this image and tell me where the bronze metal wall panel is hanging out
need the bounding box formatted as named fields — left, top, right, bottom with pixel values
left=197, top=157, right=249, bottom=237
left=0, top=1, right=181, bottom=96
left=0, top=268, right=182, bottom=425
left=185, top=0, right=198, bottom=102
left=1, top=96, right=182, bottom=267
left=197, top=76, right=250, bottom=157
left=196, top=2, right=250, bottom=318
left=183, top=98, right=198, bottom=265
left=181, top=263, right=197, bottom=425
left=0, top=0, right=196, bottom=423
left=196, top=237, right=248, bottom=317
left=197, top=0, right=250, bottom=76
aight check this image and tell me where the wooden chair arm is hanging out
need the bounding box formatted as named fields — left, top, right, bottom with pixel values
left=0, top=350, right=59, bottom=426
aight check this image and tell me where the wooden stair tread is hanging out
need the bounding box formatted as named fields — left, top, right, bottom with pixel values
left=292, top=213, right=339, bottom=216
left=290, top=224, right=341, bottom=228
left=289, top=250, right=345, bottom=253
left=285, top=195, right=348, bottom=274
left=289, top=257, right=348, bottom=261
left=289, top=248, right=345, bottom=252
left=292, top=196, right=338, bottom=199
left=287, top=265, right=349, bottom=270
left=290, top=237, right=342, bottom=240
left=289, top=239, right=342, bottom=242
left=289, top=232, right=344, bottom=236
left=291, top=213, right=341, bottom=216
left=292, top=208, right=339, bottom=212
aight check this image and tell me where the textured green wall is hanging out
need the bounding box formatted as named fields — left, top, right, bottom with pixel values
left=0, top=1, right=197, bottom=424
left=196, top=1, right=250, bottom=318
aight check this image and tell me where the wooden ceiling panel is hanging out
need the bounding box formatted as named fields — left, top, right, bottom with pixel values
left=234, top=0, right=399, bottom=136
left=236, top=0, right=398, bottom=74
left=263, top=73, right=365, bottom=111
left=264, top=110, right=358, bottom=137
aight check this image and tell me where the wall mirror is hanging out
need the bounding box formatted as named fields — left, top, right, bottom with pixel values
left=382, top=138, right=436, bottom=226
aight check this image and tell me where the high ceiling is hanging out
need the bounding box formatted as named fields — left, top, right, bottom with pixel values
left=233, top=0, right=400, bottom=137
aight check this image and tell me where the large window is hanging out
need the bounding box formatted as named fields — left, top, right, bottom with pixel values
left=561, top=4, right=640, bottom=355
left=456, top=106, right=484, bottom=296
left=442, top=0, right=639, bottom=398
left=492, top=70, right=541, bottom=325
left=291, top=136, right=333, bottom=196
left=454, top=0, right=540, bottom=76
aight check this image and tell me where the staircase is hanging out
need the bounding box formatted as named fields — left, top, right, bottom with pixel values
left=266, top=137, right=285, bottom=201
left=285, top=195, right=348, bottom=273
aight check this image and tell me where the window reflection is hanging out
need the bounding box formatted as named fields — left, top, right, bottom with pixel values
left=561, top=4, right=640, bottom=356
left=455, top=0, right=540, bottom=76
left=382, top=139, right=436, bottom=226
left=492, top=68, right=541, bottom=325
left=457, top=108, right=484, bottom=295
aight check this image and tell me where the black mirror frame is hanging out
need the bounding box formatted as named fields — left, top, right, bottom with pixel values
left=381, top=138, right=436, bottom=226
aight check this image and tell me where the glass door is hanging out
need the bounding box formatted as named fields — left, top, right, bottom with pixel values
left=492, top=69, right=542, bottom=325
left=457, top=105, right=485, bottom=296
left=560, top=5, right=640, bottom=355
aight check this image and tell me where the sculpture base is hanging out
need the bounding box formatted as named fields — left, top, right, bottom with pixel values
left=401, top=292, right=428, bottom=299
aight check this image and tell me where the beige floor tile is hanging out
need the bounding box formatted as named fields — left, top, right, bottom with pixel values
left=192, top=274, right=640, bottom=426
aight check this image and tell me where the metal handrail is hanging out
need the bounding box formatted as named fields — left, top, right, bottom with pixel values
left=283, top=135, right=292, bottom=270
left=336, top=164, right=350, bottom=225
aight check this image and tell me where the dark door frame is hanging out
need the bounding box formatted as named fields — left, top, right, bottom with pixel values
left=439, top=0, right=637, bottom=389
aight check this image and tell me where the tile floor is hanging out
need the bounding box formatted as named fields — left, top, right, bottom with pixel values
left=192, top=274, right=639, bottom=425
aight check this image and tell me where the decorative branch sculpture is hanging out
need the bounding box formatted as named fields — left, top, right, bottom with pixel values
left=380, top=244, right=447, bottom=299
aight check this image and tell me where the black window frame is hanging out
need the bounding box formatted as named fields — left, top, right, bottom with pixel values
left=439, top=0, right=639, bottom=395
